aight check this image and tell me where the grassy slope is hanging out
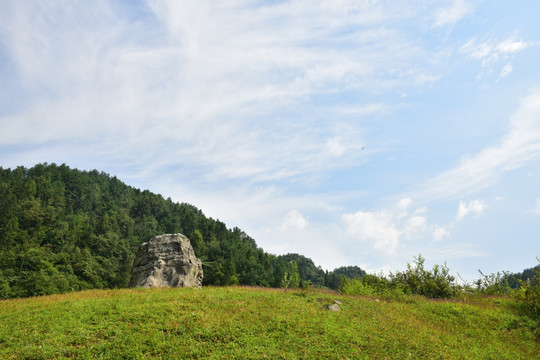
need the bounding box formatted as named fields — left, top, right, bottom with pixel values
left=0, top=287, right=537, bottom=359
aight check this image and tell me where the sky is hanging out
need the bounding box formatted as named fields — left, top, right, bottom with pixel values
left=1, top=0, right=540, bottom=281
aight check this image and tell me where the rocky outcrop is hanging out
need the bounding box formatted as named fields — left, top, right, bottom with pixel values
left=129, top=233, right=203, bottom=288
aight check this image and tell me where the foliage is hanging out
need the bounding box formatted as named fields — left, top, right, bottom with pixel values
left=515, top=258, right=540, bottom=320
left=0, top=287, right=537, bottom=359
left=504, top=264, right=540, bottom=289
left=276, top=253, right=325, bottom=287
left=388, top=254, right=457, bottom=299
left=474, top=270, right=513, bottom=295
left=472, top=262, right=539, bottom=334
left=339, top=274, right=405, bottom=300
left=281, top=271, right=291, bottom=290
left=338, top=276, right=372, bottom=296
left=280, top=261, right=301, bottom=290
left=339, top=255, right=459, bottom=300
left=0, top=163, right=368, bottom=299
left=0, top=164, right=332, bottom=298
left=331, top=265, right=366, bottom=280
left=289, top=261, right=300, bottom=289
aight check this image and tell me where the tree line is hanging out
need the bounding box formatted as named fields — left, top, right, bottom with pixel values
left=0, top=163, right=363, bottom=299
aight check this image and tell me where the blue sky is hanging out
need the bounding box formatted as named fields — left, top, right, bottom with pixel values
left=1, top=0, right=539, bottom=281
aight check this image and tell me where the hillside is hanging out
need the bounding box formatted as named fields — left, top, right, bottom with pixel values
left=0, top=287, right=537, bottom=359
left=0, top=163, right=346, bottom=299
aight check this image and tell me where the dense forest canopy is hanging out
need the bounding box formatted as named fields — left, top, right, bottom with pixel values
left=0, top=163, right=368, bottom=299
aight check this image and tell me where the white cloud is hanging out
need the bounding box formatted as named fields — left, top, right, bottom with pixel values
left=326, top=137, right=346, bottom=157
left=404, top=215, right=427, bottom=236
left=410, top=91, right=540, bottom=202
left=457, top=199, right=487, bottom=221
left=497, top=64, right=513, bottom=81
left=496, top=40, right=530, bottom=54
left=397, top=198, right=413, bottom=218
left=433, top=227, right=450, bottom=242
left=279, top=210, right=308, bottom=231
left=433, top=0, right=473, bottom=28
left=398, top=198, right=412, bottom=209
left=343, top=200, right=428, bottom=255
left=338, top=103, right=385, bottom=116
left=343, top=210, right=401, bottom=255
left=461, top=38, right=534, bottom=65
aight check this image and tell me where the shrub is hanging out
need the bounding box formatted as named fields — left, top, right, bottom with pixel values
left=338, top=256, right=458, bottom=300
left=339, top=274, right=404, bottom=299
left=389, top=255, right=457, bottom=299
left=361, top=274, right=390, bottom=294
left=339, top=276, right=374, bottom=296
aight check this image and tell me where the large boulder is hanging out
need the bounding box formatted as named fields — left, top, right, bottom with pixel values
left=129, top=233, right=203, bottom=288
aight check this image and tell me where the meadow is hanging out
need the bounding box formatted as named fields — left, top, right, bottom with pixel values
left=0, top=286, right=537, bottom=359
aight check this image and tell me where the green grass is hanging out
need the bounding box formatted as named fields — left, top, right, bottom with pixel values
left=0, top=287, right=537, bottom=359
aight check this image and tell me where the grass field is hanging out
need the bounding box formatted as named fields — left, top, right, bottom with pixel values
left=0, top=286, right=538, bottom=359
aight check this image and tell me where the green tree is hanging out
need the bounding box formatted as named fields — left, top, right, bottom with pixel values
left=190, top=230, right=207, bottom=259
left=289, top=261, right=300, bottom=289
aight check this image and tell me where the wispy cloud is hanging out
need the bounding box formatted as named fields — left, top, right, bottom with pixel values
left=410, top=91, right=540, bottom=202
left=0, top=0, right=445, bottom=186
left=497, top=64, right=513, bottom=81
left=433, top=0, right=474, bottom=28
left=461, top=38, right=535, bottom=65
left=433, top=244, right=489, bottom=259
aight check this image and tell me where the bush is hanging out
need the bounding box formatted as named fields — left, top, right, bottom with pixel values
left=360, top=274, right=390, bottom=294
left=339, top=274, right=404, bottom=299
left=338, top=255, right=458, bottom=300
left=389, top=255, right=457, bottom=299
left=339, top=276, right=374, bottom=296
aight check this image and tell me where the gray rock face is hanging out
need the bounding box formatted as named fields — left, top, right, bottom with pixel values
left=129, top=233, right=203, bottom=288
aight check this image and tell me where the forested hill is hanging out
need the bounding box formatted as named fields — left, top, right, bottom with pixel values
left=0, top=163, right=356, bottom=299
